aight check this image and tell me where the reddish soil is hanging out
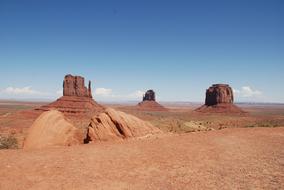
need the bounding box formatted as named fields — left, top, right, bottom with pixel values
left=0, top=127, right=283, bottom=190
left=195, top=103, right=245, bottom=114
left=137, top=100, right=168, bottom=111
left=36, top=96, right=105, bottom=120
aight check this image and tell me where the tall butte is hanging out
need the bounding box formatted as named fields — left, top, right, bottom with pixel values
left=37, top=74, right=104, bottom=117
left=137, top=90, right=168, bottom=111
left=196, top=84, right=244, bottom=113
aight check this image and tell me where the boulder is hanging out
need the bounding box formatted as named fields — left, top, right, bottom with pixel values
left=85, top=108, right=162, bottom=142
left=23, top=110, right=83, bottom=150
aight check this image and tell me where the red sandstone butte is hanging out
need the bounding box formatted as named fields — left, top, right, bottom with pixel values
left=36, top=75, right=104, bottom=117
left=63, top=74, right=92, bottom=98
left=196, top=84, right=244, bottom=113
left=137, top=90, right=168, bottom=111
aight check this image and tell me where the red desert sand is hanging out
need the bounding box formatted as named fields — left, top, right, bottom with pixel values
left=0, top=127, right=283, bottom=190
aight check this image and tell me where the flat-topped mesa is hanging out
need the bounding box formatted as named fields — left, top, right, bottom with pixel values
left=63, top=75, right=92, bottom=98
left=205, top=84, right=234, bottom=106
left=143, top=90, right=156, bottom=101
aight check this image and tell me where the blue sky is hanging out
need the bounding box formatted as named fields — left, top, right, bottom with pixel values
left=0, top=0, right=283, bottom=102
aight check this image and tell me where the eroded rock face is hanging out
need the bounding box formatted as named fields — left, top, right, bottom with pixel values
left=85, top=108, right=162, bottom=142
left=63, top=75, right=92, bottom=98
left=143, top=90, right=156, bottom=101
left=23, top=110, right=83, bottom=150
left=205, top=84, right=234, bottom=106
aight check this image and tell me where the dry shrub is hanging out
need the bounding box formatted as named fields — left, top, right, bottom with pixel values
left=0, top=135, right=18, bottom=149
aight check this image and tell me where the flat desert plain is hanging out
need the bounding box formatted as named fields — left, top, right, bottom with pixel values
left=0, top=101, right=284, bottom=189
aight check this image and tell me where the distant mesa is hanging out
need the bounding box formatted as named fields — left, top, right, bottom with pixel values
left=137, top=90, right=168, bottom=111
left=196, top=84, right=244, bottom=113
left=143, top=89, right=156, bottom=101
left=36, top=74, right=104, bottom=118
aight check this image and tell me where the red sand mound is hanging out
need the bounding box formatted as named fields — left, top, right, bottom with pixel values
left=38, top=96, right=104, bottom=116
left=137, top=100, right=168, bottom=111
left=23, top=110, right=83, bottom=150
left=196, top=103, right=245, bottom=113
left=85, top=108, right=162, bottom=142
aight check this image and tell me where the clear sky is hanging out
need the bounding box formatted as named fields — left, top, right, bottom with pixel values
left=0, top=0, right=283, bottom=102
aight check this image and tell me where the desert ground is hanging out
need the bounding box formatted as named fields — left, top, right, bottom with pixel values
left=0, top=100, right=284, bottom=189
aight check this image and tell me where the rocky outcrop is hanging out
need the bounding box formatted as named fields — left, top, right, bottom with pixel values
left=137, top=90, right=168, bottom=111
left=205, top=84, right=234, bottom=106
left=23, top=110, right=83, bottom=150
left=143, top=90, right=156, bottom=101
left=36, top=74, right=104, bottom=119
left=196, top=84, right=244, bottom=113
left=85, top=108, right=162, bottom=142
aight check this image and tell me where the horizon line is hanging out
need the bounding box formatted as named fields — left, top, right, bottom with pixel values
left=0, top=98, right=284, bottom=105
